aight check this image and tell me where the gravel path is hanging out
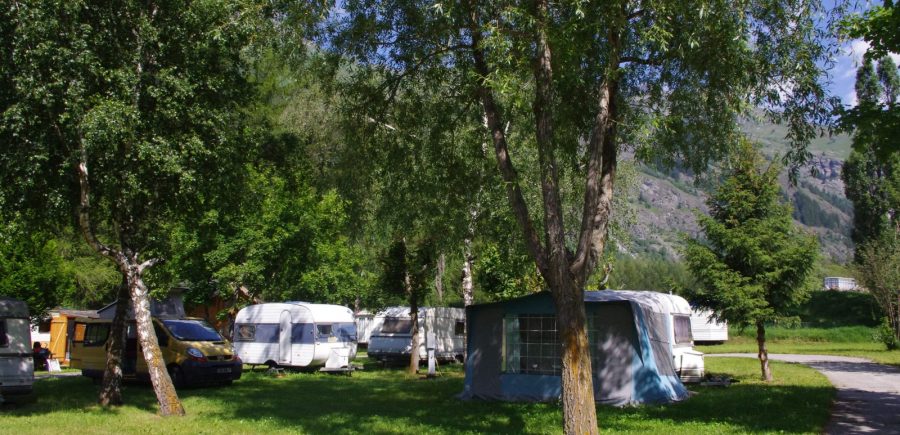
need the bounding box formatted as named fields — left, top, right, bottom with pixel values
left=709, top=353, right=900, bottom=434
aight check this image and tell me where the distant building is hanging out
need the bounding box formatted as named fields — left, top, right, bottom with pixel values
left=823, top=277, right=859, bottom=292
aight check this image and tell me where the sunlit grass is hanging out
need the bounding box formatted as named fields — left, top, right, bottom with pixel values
left=698, top=326, right=900, bottom=367
left=0, top=357, right=832, bottom=434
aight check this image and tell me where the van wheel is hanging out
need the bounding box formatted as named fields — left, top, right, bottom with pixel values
left=168, top=365, right=186, bottom=389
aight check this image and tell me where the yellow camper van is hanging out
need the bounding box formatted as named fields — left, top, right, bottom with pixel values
left=70, top=317, right=242, bottom=387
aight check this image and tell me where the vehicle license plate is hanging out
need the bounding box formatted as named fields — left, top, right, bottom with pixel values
left=216, top=367, right=231, bottom=374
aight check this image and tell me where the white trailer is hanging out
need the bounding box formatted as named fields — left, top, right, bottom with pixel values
left=367, top=307, right=465, bottom=363
left=690, top=309, right=728, bottom=343
left=354, top=310, right=377, bottom=345
left=234, top=302, right=357, bottom=369
left=1, top=297, right=34, bottom=399
left=595, top=291, right=705, bottom=383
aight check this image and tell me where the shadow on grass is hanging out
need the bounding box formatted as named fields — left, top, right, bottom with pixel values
left=196, top=367, right=535, bottom=433
left=6, top=364, right=833, bottom=434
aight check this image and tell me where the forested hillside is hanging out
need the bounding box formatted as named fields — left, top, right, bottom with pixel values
left=627, top=119, right=853, bottom=262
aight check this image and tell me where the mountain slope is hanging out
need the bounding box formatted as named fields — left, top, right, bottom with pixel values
left=624, top=124, right=853, bottom=262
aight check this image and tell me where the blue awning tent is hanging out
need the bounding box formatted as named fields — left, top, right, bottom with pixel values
left=460, top=291, right=689, bottom=406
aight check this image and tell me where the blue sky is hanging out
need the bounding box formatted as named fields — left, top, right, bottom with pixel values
left=831, top=38, right=900, bottom=106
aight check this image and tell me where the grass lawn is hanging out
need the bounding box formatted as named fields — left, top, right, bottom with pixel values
left=697, top=326, right=900, bottom=367
left=1, top=357, right=832, bottom=434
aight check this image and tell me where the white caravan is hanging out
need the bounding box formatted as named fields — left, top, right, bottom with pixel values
left=367, top=307, right=466, bottom=363
left=1, top=297, right=34, bottom=399
left=354, top=310, right=377, bottom=345
left=690, top=309, right=729, bottom=343
left=234, top=302, right=357, bottom=369
left=593, top=291, right=705, bottom=383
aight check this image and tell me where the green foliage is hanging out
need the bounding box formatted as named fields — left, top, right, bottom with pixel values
left=684, top=142, right=819, bottom=329
left=791, top=290, right=880, bottom=327
left=0, top=219, right=73, bottom=319
left=842, top=55, right=900, bottom=252
left=474, top=242, right=543, bottom=301
left=378, top=237, right=435, bottom=308
left=606, top=256, right=697, bottom=293
left=841, top=2, right=900, bottom=59
left=875, top=318, right=900, bottom=350
left=854, top=230, right=900, bottom=348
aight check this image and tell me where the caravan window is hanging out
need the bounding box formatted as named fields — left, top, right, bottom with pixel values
left=316, top=323, right=357, bottom=342
left=291, top=323, right=314, bottom=344
left=334, top=323, right=357, bottom=341
left=503, top=315, right=561, bottom=375
left=235, top=324, right=256, bottom=341
left=0, top=320, right=8, bottom=347
left=455, top=320, right=465, bottom=336
left=381, top=318, right=413, bottom=334
left=83, top=323, right=110, bottom=347
left=674, top=315, right=692, bottom=345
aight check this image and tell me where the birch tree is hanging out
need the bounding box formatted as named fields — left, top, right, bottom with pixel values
left=1, top=0, right=261, bottom=415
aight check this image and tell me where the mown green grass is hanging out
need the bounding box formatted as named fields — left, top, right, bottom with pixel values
left=0, top=357, right=832, bottom=434
left=698, top=326, right=900, bottom=367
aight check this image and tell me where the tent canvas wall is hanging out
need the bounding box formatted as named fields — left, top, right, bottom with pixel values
left=1, top=297, right=34, bottom=397
left=460, top=291, right=689, bottom=406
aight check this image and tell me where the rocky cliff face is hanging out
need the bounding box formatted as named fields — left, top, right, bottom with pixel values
left=623, top=154, right=853, bottom=262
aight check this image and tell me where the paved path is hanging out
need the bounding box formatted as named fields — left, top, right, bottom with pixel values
left=709, top=353, right=900, bottom=434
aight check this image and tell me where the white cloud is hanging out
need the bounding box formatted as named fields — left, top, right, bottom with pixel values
left=846, top=40, right=871, bottom=65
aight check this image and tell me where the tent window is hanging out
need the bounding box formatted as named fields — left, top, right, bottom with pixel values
left=674, top=316, right=692, bottom=345
left=504, top=315, right=560, bottom=375
left=0, top=320, right=8, bottom=347
left=381, top=318, right=413, bottom=334
left=83, top=324, right=110, bottom=347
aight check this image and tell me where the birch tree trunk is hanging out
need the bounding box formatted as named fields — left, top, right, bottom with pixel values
left=461, top=239, right=475, bottom=306
left=435, top=253, right=445, bottom=303
left=76, top=147, right=184, bottom=416
left=127, top=261, right=184, bottom=415
left=756, top=321, right=773, bottom=381
left=98, top=278, right=129, bottom=406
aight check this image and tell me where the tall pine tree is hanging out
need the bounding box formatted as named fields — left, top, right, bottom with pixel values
left=684, top=142, right=818, bottom=381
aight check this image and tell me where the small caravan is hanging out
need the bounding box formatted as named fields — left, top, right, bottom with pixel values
left=1, top=297, right=34, bottom=398
left=367, top=307, right=466, bottom=363
left=690, top=309, right=728, bottom=343
left=233, top=302, right=357, bottom=369
left=594, top=291, right=705, bottom=383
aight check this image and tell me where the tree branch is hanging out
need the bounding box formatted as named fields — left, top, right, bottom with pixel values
left=571, top=24, right=622, bottom=285
left=467, top=5, right=548, bottom=276
left=76, top=141, right=123, bottom=267
left=531, top=0, right=569, bottom=286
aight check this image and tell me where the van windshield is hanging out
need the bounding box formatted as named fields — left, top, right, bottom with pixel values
left=162, top=319, right=223, bottom=342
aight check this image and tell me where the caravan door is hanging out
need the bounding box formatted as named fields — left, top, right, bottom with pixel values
left=278, top=311, right=292, bottom=365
